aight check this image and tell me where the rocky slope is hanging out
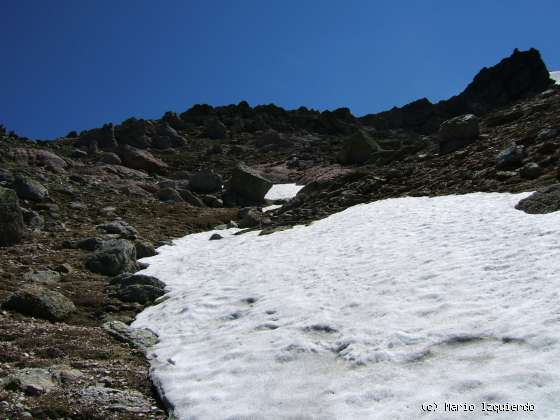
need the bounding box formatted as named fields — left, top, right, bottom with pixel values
left=0, top=48, right=559, bottom=418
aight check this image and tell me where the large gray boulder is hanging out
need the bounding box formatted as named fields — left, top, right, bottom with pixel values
left=85, top=239, right=138, bottom=276
left=189, top=170, right=223, bottom=193
left=0, top=187, right=25, bottom=246
left=438, top=114, right=479, bottom=154
left=2, top=286, right=76, bottom=321
left=229, top=163, right=273, bottom=203
left=515, top=184, right=560, bottom=214
left=12, top=175, right=49, bottom=202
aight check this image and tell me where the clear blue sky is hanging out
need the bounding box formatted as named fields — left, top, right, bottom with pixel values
left=1, top=0, right=559, bottom=139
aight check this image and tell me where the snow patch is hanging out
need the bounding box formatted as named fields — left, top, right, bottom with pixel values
left=551, top=71, right=560, bottom=84
left=264, top=183, right=304, bottom=201
left=134, top=192, right=560, bottom=419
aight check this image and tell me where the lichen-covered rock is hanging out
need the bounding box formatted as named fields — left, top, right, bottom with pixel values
left=103, top=320, right=158, bottom=352
left=85, top=239, right=138, bottom=276
left=2, top=286, right=76, bottom=321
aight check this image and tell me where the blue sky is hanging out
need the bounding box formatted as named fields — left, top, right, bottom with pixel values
left=1, top=0, right=559, bottom=139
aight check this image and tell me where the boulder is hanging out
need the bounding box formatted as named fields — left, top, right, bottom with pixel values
left=74, top=237, right=104, bottom=251
left=205, top=118, right=227, bottom=139
left=158, top=187, right=184, bottom=202
left=229, top=163, right=273, bottom=203
left=21, top=207, right=44, bottom=230
left=0, top=187, right=25, bottom=246
left=134, top=240, right=157, bottom=259
left=77, top=123, right=117, bottom=149
left=189, top=170, right=223, bottom=193
left=201, top=195, right=223, bottom=208
left=515, top=184, right=560, bottom=214
left=118, top=145, right=168, bottom=174
left=1, top=368, right=57, bottom=395
left=115, top=119, right=155, bottom=149
left=85, top=239, right=138, bottom=276
left=496, top=144, right=527, bottom=170
left=209, top=233, right=223, bottom=240
left=2, top=286, right=76, bottom=321
left=23, top=270, right=61, bottom=285
left=79, top=386, right=153, bottom=414
left=103, top=320, right=158, bottom=352
left=179, top=189, right=206, bottom=207
left=339, top=131, right=379, bottom=164
left=438, top=114, right=479, bottom=154
left=109, top=273, right=166, bottom=304
left=156, top=122, right=186, bottom=147
left=9, top=148, right=67, bottom=172
left=12, top=175, right=49, bottom=202
left=238, top=207, right=271, bottom=228
left=519, top=162, right=542, bottom=180
left=96, top=220, right=138, bottom=237
left=98, top=152, right=122, bottom=165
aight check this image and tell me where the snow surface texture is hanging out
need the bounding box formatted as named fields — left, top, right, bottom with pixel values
left=264, top=183, right=305, bottom=201
left=263, top=183, right=304, bottom=212
left=134, top=192, right=560, bottom=419
left=551, top=71, right=560, bottom=84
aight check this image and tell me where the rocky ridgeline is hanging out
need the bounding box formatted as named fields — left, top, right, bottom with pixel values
left=0, top=48, right=560, bottom=418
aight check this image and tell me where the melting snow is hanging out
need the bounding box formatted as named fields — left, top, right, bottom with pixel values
left=134, top=192, right=560, bottom=419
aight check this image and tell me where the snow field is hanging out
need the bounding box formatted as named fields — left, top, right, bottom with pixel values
left=134, top=192, right=560, bottom=419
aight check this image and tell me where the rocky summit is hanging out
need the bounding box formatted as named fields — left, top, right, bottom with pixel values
left=1, top=48, right=560, bottom=418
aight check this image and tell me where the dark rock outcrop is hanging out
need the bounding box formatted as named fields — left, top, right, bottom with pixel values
left=439, top=114, right=479, bottom=154
left=0, top=187, right=25, bottom=246
left=339, top=131, right=379, bottom=164
left=361, top=48, right=553, bottom=134
left=77, top=123, right=118, bottom=150
left=205, top=118, right=227, bottom=139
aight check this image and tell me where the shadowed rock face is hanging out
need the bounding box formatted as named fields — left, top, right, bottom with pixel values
left=361, top=48, right=553, bottom=134
left=0, top=187, right=25, bottom=246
